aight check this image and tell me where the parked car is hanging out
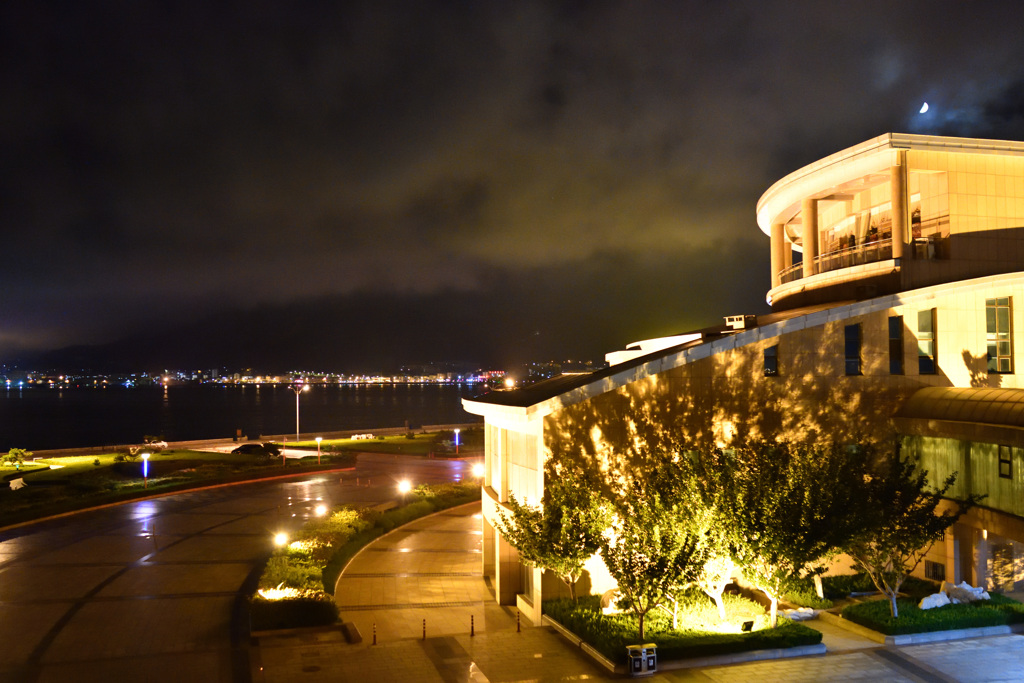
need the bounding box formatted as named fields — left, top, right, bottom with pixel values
left=232, top=443, right=279, bottom=456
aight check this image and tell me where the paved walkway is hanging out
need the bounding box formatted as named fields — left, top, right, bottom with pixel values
left=257, top=502, right=1024, bottom=683
left=0, top=453, right=476, bottom=683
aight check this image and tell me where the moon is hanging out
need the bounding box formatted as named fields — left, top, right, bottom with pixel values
left=919, top=102, right=929, bottom=114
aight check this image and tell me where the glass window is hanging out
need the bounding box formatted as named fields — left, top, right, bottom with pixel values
left=999, top=445, right=1012, bottom=479
left=889, top=315, right=904, bottom=375
left=845, top=324, right=861, bottom=375
left=764, top=345, right=778, bottom=377
left=918, top=309, right=936, bottom=375
left=986, top=297, right=1013, bottom=374
left=924, top=560, right=946, bottom=582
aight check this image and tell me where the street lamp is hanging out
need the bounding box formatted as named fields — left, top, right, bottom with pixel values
left=315, top=436, right=323, bottom=464
left=454, top=428, right=460, bottom=455
left=290, top=383, right=310, bottom=442
left=141, top=452, right=151, bottom=488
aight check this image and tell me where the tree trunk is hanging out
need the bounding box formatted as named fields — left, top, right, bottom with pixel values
left=813, top=574, right=824, bottom=599
left=713, top=593, right=726, bottom=621
left=769, top=596, right=778, bottom=628
left=638, top=611, right=646, bottom=640
left=888, top=592, right=899, bottom=618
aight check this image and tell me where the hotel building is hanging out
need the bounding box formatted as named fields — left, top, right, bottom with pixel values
left=464, top=133, right=1024, bottom=623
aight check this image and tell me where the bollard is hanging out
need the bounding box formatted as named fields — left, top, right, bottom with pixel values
left=517, top=610, right=521, bottom=633
left=422, top=618, right=426, bottom=640
left=372, top=622, right=377, bottom=645
left=471, top=614, right=475, bottom=636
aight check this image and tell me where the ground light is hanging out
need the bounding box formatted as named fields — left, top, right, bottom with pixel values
left=273, top=532, right=288, bottom=547
left=141, top=452, right=150, bottom=488
left=472, top=463, right=485, bottom=478
left=314, top=504, right=327, bottom=516
left=315, top=436, right=323, bottom=464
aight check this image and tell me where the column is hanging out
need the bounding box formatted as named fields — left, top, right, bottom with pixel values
left=891, top=154, right=907, bottom=260
left=801, top=198, right=818, bottom=279
left=770, top=222, right=786, bottom=288
left=482, top=517, right=495, bottom=579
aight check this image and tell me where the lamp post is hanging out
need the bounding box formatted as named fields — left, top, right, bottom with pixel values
left=454, top=428, right=460, bottom=455
left=290, top=382, right=310, bottom=442
left=142, top=452, right=151, bottom=488
left=316, top=436, right=323, bottom=464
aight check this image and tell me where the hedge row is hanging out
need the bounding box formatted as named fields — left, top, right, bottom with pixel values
left=841, top=593, right=1024, bottom=635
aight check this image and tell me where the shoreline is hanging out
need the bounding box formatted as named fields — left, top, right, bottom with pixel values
left=17, top=421, right=483, bottom=460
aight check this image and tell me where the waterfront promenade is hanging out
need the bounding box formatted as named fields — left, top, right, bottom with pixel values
left=5, top=455, right=1024, bottom=682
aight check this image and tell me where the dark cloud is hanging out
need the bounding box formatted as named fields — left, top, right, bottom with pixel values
left=3, top=0, right=1024, bottom=369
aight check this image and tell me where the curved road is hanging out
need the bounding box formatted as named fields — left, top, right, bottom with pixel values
left=0, top=454, right=477, bottom=683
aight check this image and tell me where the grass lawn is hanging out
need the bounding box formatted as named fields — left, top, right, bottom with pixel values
left=0, top=449, right=354, bottom=527
left=544, top=592, right=822, bottom=662
left=841, top=593, right=1024, bottom=635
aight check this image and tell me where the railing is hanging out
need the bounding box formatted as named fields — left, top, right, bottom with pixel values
left=778, top=238, right=893, bottom=285
left=815, top=237, right=893, bottom=274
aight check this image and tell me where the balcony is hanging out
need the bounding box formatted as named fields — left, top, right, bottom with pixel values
left=780, top=238, right=893, bottom=284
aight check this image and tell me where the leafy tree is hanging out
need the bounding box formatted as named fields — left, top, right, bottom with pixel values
left=697, top=440, right=875, bottom=627
left=494, top=464, right=607, bottom=603
left=600, top=465, right=709, bottom=639
left=3, top=448, right=31, bottom=469
left=844, top=446, right=978, bottom=618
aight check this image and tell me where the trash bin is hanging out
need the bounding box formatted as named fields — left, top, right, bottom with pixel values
left=626, top=643, right=657, bottom=676
left=643, top=643, right=656, bottom=673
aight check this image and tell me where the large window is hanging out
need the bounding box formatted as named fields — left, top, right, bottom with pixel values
left=999, top=445, right=1012, bottom=479
left=889, top=315, right=904, bottom=375
left=918, top=309, right=936, bottom=375
left=764, top=344, right=778, bottom=377
left=845, top=324, right=861, bottom=375
left=987, top=297, right=1013, bottom=374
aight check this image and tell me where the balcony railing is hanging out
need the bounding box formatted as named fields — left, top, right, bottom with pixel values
left=779, top=238, right=893, bottom=285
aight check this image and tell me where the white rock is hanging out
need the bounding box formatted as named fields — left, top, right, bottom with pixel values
left=919, top=592, right=950, bottom=610
left=942, top=581, right=990, bottom=604
left=782, top=607, right=817, bottom=621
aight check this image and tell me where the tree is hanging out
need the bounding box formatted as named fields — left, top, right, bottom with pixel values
left=3, top=448, right=31, bottom=469
left=844, top=445, right=978, bottom=618
left=494, top=465, right=607, bottom=603
left=698, top=440, right=875, bottom=627
left=600, top=465, right=709, bottom=639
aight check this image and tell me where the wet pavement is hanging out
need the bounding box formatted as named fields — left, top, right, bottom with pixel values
left=0, top=454, right=476, bottom=683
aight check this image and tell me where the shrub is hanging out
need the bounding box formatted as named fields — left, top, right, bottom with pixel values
left=94, top=459, right=101, bottom=467
left=841, top=594, right=1024, bottom=635
left=259, top=555, right=323, bottom=591
left=543, top=593, right=822, bottom=661
left=405, top=432, right=416, bottom=440
left=783, top=587, right=834, bottom=610
left=249, top=592, right=338, bottom=631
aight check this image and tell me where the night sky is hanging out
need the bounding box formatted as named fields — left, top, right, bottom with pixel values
left=5, top=1, right=1024, bottom=373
